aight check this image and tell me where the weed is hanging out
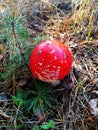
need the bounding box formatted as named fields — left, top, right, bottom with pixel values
left=12, top=80, right=54, bottom=115
left=12, top=79, right=54, bottom=129
left=0, top=11, right=33, bottom=80
left=0, top=72, right=7, bottom=80
left=33, top=120, right=55, bottom=130
left=40, top=120, right=55, bottom=130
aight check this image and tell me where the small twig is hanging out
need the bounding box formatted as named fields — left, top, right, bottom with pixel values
left=0, top=110, right=13, bottom=120
left=13, top=105, right=21, bottom=130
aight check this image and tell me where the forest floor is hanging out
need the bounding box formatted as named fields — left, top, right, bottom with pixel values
left=0, top=0, right=98, bottom=130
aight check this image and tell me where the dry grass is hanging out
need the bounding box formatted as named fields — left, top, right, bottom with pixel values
left=0, top=0, right=98, bottom=130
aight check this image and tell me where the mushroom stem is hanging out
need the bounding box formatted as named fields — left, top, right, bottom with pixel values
left=50, top=80, right=60, bottom=87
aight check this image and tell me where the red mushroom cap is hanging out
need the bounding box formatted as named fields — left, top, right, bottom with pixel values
left=30, top=39, right=72, bottom=82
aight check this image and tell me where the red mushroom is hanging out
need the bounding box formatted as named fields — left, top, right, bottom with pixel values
left=30, top=39, right=72, bottom=83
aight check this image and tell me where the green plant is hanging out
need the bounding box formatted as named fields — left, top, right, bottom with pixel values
left=40, top=120, right=55, bottom=130
left=2, top=13, right=30, bottom=58
left=12, top=88, right=26, bottom=106
left=12, top=80, right=54, bottom=129
left=12, top=80, right=54, bottom=115
left=0, top=72, right=7, bottom=80
left=0, top=11, right=33, bottom=80
left=0, top=10, right=49, bottom=81
left=33, top=120, right=55, bottom=130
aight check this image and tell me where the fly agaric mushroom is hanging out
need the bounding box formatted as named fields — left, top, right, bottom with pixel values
left=30, top=39, right=72, bottom=84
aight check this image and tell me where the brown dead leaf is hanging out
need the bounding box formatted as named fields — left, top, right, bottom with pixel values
left=18, top=79, right=27, bottom=87
left=62, top=75, right=73, bottom=89
left=59, top=16, right=74, bottom=31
